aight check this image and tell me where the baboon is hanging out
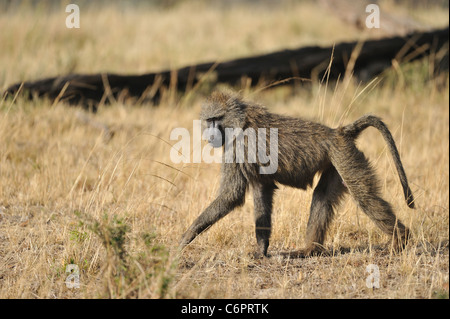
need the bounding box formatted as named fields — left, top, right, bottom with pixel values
left=180, top=91, right=415, bottom=257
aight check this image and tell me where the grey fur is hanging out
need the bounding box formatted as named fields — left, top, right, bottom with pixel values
left=180, top=91, right=415, bottom=256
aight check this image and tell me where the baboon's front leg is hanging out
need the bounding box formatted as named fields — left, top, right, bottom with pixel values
left=304, top=165, right=347, bottom=255
left=253, top=183, right=275, bottom=257
left=179, top=195, right=241, bottom=247
left=179, top=164, right=247, bottom=249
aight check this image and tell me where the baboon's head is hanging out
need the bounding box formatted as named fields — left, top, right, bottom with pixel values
left=200, top=91, right=247, bottom=147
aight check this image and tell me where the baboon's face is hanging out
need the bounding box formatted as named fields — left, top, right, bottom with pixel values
left=200, top=93, right=228, bottom=148
left=204, top=116, right=225, bottom=148
left=200, top=91, right=247, bottom=148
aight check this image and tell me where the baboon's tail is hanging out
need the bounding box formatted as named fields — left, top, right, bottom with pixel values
left=343, top=115, right=415, bottom=208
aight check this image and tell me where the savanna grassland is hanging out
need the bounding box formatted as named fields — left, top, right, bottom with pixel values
left=0, top=0, right=448, bottom=299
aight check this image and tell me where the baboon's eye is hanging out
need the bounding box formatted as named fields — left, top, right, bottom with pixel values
left=207, top=116, right=223, bottom=130
left=207, top=116, right=223, bottom=123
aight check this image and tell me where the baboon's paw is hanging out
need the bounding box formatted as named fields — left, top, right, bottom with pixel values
left=250, top=250, right=270, bottom=259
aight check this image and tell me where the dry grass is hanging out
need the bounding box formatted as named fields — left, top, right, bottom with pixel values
left=0, top=0, right=448, bottom=299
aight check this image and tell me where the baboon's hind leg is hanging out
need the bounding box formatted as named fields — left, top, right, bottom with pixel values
left=253, top=183, right=275, bottom=257
left=331, top=144, right=409, bottom=249
left=304, top=165, right=348, bottom=255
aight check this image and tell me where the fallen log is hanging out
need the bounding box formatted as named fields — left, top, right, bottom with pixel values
left=4, top=26, right=448, bottom=110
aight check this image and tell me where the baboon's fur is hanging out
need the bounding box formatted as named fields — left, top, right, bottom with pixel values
left=180, top=91, right=415, bottom=257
